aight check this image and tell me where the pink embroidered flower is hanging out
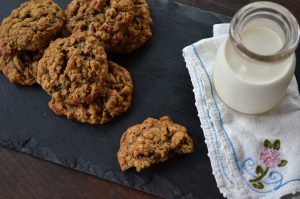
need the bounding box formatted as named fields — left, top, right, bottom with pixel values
left=259, top=148, right=281, bottom=168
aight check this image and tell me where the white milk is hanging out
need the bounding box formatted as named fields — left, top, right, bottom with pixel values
left=227, top=26, right=292, bottom=84
left=214, top=26, right=295, bottom=114
left=241, top=26, right=282, bottom=55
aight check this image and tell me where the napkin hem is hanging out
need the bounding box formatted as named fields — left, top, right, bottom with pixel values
left=183, top=42, right=240, bottom=198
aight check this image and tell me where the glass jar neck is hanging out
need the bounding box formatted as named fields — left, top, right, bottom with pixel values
left=229, top=1, right=300, bottom=62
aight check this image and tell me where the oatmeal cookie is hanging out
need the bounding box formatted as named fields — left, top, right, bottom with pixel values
left=65, top=0, right=134, bottom=49
left=0, top=0, right=66, bottom=51
left=108, top=0, right=153, bottom=53
left=117, top=116, right=194, bottom=172
left=49, top=61, right=133, bottom=124
left=0, top=41, right=43, bottom=85
left=37, top=32, right=108, bottom=105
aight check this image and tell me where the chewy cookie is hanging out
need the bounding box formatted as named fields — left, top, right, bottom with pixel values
left=0, top=0, right=66, bottom=51
left=108, top=0, right=153, bottom=53
left=65, top=0, right=135, bottom=50
left=0, top=41, right=43, bottom=85
left=117, top=116, right=194, bottom=172
left=37, top=32, right=108, bottom=105
left=49, top=61, right=133, bottom=124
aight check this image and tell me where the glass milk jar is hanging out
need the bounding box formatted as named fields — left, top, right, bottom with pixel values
left=214, top=2, right=300, bottom=114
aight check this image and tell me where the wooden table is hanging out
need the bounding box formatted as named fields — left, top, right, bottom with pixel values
left=1, top=1, right=299, bottom=198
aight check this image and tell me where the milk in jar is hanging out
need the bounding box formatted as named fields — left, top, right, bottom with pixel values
left=214, top=2, right=299, bottom=114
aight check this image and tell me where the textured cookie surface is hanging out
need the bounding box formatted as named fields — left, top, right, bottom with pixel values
left=117, top=116, right=194, bottom=172
left=49, top=61, right=133, bottom=124
left=0, top=0, right=66, bottom=51
left=65, top=0, right=134, bottom=50
left=0, top=41, right=43, bottom=85
left=37, top=32, right=108, bottom=105
left=108, top=0, right=152, bottom=53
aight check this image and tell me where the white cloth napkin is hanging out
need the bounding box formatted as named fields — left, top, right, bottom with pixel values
left=182, top=24, right=300, bottom=199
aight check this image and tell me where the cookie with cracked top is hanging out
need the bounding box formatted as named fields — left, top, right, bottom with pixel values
left=48, top=61, right=133, bottom=124
left=117, top=116, right=194, bottom=172
left=65, top=0, right=135, bottom=50
left=0, top=0, right=66, bottom=51
left=37, top=32, right=108, bottom=105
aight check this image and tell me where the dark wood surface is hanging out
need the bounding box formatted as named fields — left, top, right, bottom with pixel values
left=1, top=1, right=299, bottom=199
left=177, top=0, right=300, bottom=20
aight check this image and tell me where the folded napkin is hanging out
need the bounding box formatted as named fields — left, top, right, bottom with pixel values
left=183, top=24, right=300, bottom=199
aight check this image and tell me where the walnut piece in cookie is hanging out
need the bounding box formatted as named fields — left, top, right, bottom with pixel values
left=48, top=61, right=133, bottom=124
left=117, top=116, right=194, bottom=172
left=108, top=0, right=153, bottom=53
left=0, top=0, right=66, bottom=51
left=37, top=32, right=108, bottom=105
left=65, top=0, right=134, bottom=50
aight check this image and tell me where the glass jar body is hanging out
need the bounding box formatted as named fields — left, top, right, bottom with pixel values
left=214, top=37, right=296, bottom=114
left=213, top=1, right=299, bottom=114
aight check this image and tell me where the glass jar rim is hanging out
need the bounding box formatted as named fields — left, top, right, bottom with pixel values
left=229, top=1, right=300, bottom=62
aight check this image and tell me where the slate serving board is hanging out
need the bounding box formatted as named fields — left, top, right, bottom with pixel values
left=2, top=1, right=299, bottom=198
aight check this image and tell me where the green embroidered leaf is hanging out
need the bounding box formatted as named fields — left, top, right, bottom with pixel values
left=255, top=165, right=264, bottom=175
left=264, top=139, right=272, bottom=149
left=273, top=139, right=280, bottom=150
left=278, top=160, right=288, bottom=167
left=250, top=167, right=269, bottom=183
left=252, top=181, right=264, bottom=189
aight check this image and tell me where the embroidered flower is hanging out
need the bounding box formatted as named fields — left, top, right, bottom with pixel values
left=249, top=139, right=288, bottom=190
left=259, top=148, right=281, bottom=168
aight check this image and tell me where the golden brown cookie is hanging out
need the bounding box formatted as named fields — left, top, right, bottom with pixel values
left=49, top=61, right=133, bottom=124
left=0, top=0, right=66, bottom=51
left=117, top=116, right=194, bottom=172
left=65, top=0, right=135, bottom=50
left=108, top=0, right=153, bottom=53
left=37, top=32, right=109, bottom=105
left=0, top=41, right=43, bottom=85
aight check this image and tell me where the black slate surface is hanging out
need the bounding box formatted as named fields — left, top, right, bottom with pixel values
left=2, top=1, right=299, bottom=199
